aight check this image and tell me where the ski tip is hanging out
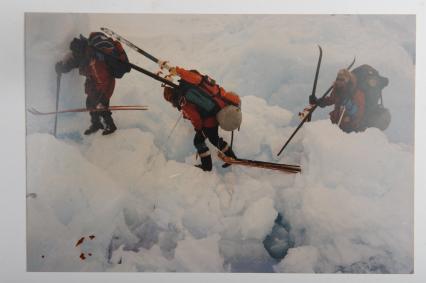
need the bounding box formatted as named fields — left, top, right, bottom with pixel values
left=100, top=27, right=112, bottom=34
left=347, top=56, right=357, bottom=70
left=27, top=107, right=37, bottom=115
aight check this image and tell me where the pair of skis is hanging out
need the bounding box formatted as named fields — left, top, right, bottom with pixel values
left=218, top=152, right=301, bottom=174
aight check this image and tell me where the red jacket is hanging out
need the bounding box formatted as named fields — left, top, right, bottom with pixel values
left=61, top=49, right=115, bottom=100
left=322, top=87, right=366, bottom=132
left=180, top=101, right=218, bottom=131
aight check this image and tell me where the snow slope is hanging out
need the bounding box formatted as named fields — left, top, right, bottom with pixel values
left=25, top=14, right=414, bottom=272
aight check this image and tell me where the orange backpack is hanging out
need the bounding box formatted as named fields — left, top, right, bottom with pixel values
left=178, top=70, right=242, bottom=130
left=180, top=71, right=241, bottom=110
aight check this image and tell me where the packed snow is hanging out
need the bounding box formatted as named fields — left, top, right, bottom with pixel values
left=25, top=14, right=414, bottom=273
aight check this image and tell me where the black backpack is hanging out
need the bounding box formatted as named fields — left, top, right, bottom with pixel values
left=351, top=65, right=389, bottom=111
left=88, top=32, right=131, bottom=78
left=351, top=65, right=391, bottom=130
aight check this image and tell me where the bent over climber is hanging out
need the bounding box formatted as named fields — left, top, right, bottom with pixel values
left=162, top=66, right=240, bottom=171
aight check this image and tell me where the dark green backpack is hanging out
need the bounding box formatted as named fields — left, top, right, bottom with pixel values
left=178, top=80, right=219, bottom=117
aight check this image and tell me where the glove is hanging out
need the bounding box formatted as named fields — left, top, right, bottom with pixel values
left=309, top=95, right=326, bottom=107
left=55, top=62, right=63, bottom=74
left=316, top=97, right=327, bottom=107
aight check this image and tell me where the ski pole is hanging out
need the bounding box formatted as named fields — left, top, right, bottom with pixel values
left=144, top=114, right=182, bottom=174
left=230, top=131, right=234, bottom=149
left=277, top=56, right=356, bottom=156
left=53, top=73, right=61, bottom=137
left=337, top=106, right=346, bottom=127
left=276, top=103, right=322, bottom=156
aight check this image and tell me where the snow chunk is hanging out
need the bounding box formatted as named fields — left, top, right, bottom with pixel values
left=27, top=134, right=124, bottom=271
left=85, top=128, right=160, bottom=184
left=236, top=95, right=293, bottom=156
left=241, top=197, right=277, bottom=240
left=174, top=234, right=224, bottom=272
left=277, top=121, right=413, bottom=273
left=274, top=246, right=320, bottom=273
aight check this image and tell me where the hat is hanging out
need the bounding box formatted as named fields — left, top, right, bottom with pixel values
left=336, top=69, right=355, bottom=84
left=70, top=35, right=88, bottom=55
left=335, top=69, right=356, bottom=90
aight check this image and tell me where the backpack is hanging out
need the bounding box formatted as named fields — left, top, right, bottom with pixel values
left=178, top=71, right=242, bottom=131
left=88, top=32, right=131, bottom=78
left=178, top=71, right=241, bottom=116
left=182, top=86, right=219, bottom=117
left=365, top=105, right=391, bottom=131
left=351, top=65, right=388, bottom=112
left=351, top=64, right=391, bottom=130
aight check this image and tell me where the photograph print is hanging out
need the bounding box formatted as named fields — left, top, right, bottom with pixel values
left=25, top=13, right=414, bottom=273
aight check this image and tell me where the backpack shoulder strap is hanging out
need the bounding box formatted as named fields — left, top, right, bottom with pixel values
left=88, top=33, right=115, bottom=52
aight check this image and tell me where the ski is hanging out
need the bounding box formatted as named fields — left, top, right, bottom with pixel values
left=28, top=105, right=148, bottom=115
left=307, top=45, right=323, bottom=122
left=100, top=27, right=171, bottom=69
left=277, top=55, right=356, bottom=156
left=218, top=152, right=301, bottom=174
